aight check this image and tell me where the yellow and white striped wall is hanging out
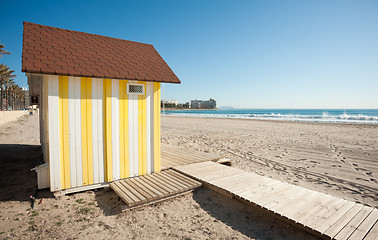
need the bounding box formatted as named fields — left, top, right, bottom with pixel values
left=42, top=75, right=161, bottom=191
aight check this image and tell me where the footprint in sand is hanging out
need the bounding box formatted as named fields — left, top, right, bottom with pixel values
left=331, top=165, right=342, bottom=168
left=356, top=177, right=370, bottom=182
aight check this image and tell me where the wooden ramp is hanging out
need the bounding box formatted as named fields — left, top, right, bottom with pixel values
left=161, top=143, right=229, bottom=170
left=174, top=161, right=378, bottom=240
left=110, top=169, right=202, bottom=210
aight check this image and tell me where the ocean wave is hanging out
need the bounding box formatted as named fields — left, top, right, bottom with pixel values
left=162, top=112, right=378, bottom=124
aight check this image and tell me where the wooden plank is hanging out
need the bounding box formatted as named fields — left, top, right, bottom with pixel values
left=109, top=182, right=134, bottom=205
left=264, top=187, right=307, bottom=213
left=348, top=208, right=378, bottom=240
left=161, top=151, right=200, bottom=164
left=290, top=193, right=330, bottom=220
left=211, top=172, right=250, bottom=185
left=132, top=177, right=164, bottom=198
left=163, top=171, right=199, bottom=190
left=174, top=160, right=377, bottom=240
left=247, top=182, right=293, bottom=207
left=127, top=178, right=156, bottom=200
left=307, top=198, right=347, bottom=228
left=314, top=201, right=356, bottom=233
left=119, top=180, right=147, bottom=202
left=237, top=180, right=284, bottom=203
left=323, top=203, right=364, bottom=238
left=295, top=194, right=336, bottom=227
left=154, top=173, right=185, bottom=192
left=121, top=189, right=195, bottom=212
left=113, top=181, right=141, bottom=205
left=138, top=175, right=170, bottom=197
left=233, top=177, right=276, bottom=195
left=161, top=148, right=211, bottom=161
left=173, top=162, right=210, bottom=174
left=203, top=169, right=246, bottom=183
left=166, top=170, right=202, bottom=187
left=334, top=205, right=373, bottom=240
left=213, top=174, right=257, bottom=192
left=273, top=190, right=319, bottom=219
left=144, top=174, right=176, bottom=194
left=180, top=164, right=231, bottom=177
left=161, top=152, right=208, bottom=166
left=167, top=170, right=202, bottom=187
left=159, top=171, right=190, bottom=190
left=363, top=220, right=378, bottom=240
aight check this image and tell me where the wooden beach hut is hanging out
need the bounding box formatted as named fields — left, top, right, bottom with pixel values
left=22, top=22, right=181, bottom=194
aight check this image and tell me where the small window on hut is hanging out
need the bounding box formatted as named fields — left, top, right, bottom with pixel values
left=127, top=83, right=144, bottom=95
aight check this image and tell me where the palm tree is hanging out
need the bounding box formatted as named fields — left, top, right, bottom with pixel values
left=0, top=64, right=16, bottom=110
left=0, top=42, right=10, bottom=57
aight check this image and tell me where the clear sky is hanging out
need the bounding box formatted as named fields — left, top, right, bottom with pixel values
left=1, top=0, right=377, bottom=108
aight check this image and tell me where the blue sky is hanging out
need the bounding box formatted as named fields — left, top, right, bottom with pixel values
left=1, top=0, right=377, bottom=108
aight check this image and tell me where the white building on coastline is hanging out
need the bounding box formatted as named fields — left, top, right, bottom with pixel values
left=190, top=98, right=216, bottom=109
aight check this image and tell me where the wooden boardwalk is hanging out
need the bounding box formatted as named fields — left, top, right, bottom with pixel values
left=174, top=161, right=378, bottom=240
left=161, top=143, right=228, bottom=169
left=110, top=169, right=202, bottom=210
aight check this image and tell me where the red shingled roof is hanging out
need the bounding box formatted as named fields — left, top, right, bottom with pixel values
left=22, top=22, right=181, bottom=84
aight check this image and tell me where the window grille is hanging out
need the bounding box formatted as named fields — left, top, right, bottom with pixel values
left=127, top=83, right=144, bottom=95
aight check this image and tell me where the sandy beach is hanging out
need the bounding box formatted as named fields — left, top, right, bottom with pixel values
left=162, top=116, right=378, bottom=208
left=0, top=113, right=376, bottom=239
left=0, top=110, right=28, bottom=126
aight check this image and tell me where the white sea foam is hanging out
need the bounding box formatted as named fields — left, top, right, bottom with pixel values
left=163, top=112, right=378, bottom=124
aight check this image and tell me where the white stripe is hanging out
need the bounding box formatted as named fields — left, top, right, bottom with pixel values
left=128, top=90, right=139, bottom=177
left=47, top=75, right=61, bottom=191
left=133, top=94, right=139, bottom=176
left=74, top=77, right=83, bottom=186
left=92, top=78, right=99, bottom=183
left=128, top=94, right=134, bottom=176
left=92, top=78, right=104, bottom=183
left=146, top=83, right=152, bottom=174
left=111, top=79, right=120, bottom=180
left=97, top=79, right=104, bottom=183
left=68, top=77, right=76, bottom=187
left=68, top=77, right=82, bottom=188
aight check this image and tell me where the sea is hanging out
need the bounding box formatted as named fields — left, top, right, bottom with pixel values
left=162, top=109, right=378, bottom=124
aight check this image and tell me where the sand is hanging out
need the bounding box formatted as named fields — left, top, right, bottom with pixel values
left=0, top=110, right=28, bottom=126
left=162, top=116, right=378, bottom=208
left=1, top=113, right=376, bottom=239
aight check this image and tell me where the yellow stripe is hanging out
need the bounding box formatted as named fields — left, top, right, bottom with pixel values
left=59, top=76, right=70, bottom=189
left=86, top=78, right=93, bottom=184
left=104, top=79, right=113, bottom=182
left=153, top=82, right=161, bottom=173
left=119, top=80, right=129, bottom=179
left=81, top=77, right=88, bottom=185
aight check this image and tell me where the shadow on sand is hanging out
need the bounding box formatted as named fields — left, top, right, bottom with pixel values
left=94, top=187, right=123, bottom=216
left=192, top=187, right=318, bottom=240
left=0, top=144, right=54, bottom=201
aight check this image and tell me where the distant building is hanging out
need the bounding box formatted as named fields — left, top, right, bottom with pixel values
left=162, top=99, right=178, bottom=106
left=190, top=98, right=216, bottom=109
left=22, top=87, right=30, bottom=108
left=177, top=102, right=190, bottom=109
left=161, top=99, right=178, bottom=108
